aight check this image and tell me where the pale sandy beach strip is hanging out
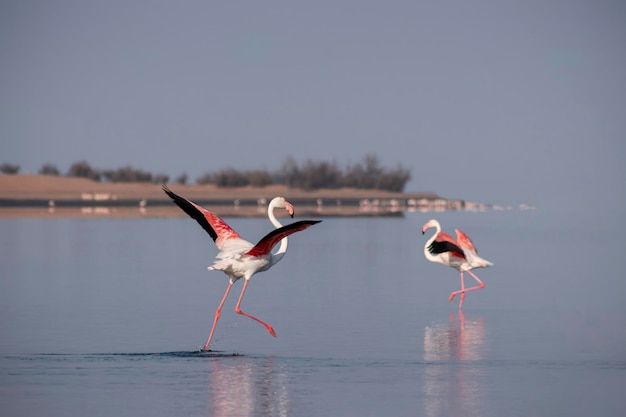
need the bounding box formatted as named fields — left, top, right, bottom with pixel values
left=0, top=175, right=444, bottom=218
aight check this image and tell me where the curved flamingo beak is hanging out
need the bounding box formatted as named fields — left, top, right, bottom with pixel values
left=285, top=202, right=294, bottom=218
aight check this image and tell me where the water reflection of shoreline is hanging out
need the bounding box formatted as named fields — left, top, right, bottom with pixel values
left=423, top=312, right=486, bottom=417
left=208, top=356, right=289, bottom=417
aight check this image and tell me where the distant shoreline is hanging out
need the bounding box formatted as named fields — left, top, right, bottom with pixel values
left=0, top=175, right=478, bottom=218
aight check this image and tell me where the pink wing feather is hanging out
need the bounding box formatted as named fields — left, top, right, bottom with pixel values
left=455, top=229, right=478, bottom=254
left=192, top=202, right=242, bottom=248
left=162, top=185, right=241, bottom=249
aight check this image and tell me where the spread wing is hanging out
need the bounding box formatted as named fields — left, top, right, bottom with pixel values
left=162, top=185, right=241, bottom=248
left=246, top=220, right=321, bottom=257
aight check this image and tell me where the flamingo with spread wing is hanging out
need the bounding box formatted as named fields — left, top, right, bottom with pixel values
left=162, top=185, right=321, bottom=350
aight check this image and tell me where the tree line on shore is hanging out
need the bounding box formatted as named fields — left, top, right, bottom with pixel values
left=0, top=155, right=411, bottom=192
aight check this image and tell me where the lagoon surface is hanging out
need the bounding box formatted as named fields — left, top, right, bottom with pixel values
left=1, top=207, right=625, bottom=417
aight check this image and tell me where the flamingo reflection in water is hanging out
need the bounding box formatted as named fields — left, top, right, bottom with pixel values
left=423, top=311, right=486, bottom=417
left=208, top=356, right=289, bottom=417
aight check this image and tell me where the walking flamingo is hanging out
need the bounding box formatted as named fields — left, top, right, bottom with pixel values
left=421, top=219, right=493, bottom=309
left=162, top=185, right=321, bottom=350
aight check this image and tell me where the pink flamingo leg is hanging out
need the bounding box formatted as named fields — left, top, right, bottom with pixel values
left=203, top=281, right=233, bottom=351
left=459, top=271, right=467, bottom=309
left=448, top=270, right=485, bottom=309
left=465, top=270, right=486, bottom=292
left=449, top=271, right=467, bottom=308
left=235, top=279, right=277, bottom=337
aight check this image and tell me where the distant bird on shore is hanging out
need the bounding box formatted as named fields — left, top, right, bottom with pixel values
left=421, top=219, right=493, bottom=309
left=162, top=185, right=321, bottom=350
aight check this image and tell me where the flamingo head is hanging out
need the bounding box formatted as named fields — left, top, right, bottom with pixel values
left=421, top=219, right=440, bottom=235
left=271, top=197, right=295, bottom=218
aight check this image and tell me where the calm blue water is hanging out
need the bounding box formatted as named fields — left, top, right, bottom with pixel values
left=1, top=207, right=625, bottom=417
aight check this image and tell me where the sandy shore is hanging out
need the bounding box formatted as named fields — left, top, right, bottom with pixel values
left=0, top=175, right=441, bottom=218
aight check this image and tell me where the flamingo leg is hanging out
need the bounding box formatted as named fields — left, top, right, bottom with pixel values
left=465, top=270, right=486, bottom=292
left=203, top=281, right=233, bottom=351
left=459, top=274, right=466, bottom=309
left=448, top=270, right=486, bottom=309
left=235, top=279, right=277, bottom=337
left=449, top=272, right=467, bottom=309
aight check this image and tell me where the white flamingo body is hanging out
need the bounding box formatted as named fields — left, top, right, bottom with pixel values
left=209, top=238, right=263, bottom=277
left=162, top=185, right=320, bottom=350
left=424, top=244, right=467, bottom=271
left=422, top=219, right=492, bottom=309
left=208, top=197, right=292, bottom=278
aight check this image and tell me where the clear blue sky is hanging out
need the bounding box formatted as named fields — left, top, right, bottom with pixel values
left=1, top=0, right=624, bottom=209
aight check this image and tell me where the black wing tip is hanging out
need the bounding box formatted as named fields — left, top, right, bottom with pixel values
left=293, top=220, right=322, bottom=228
left=161, top=185, right=218, bottom=242
left=161, top=184, right=176, bottom=198
left=162, top=185, right=191, bottom=208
